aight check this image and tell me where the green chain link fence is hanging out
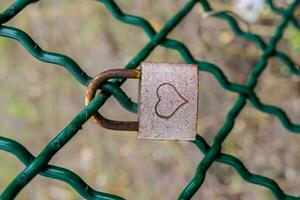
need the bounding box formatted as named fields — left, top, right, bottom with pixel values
left=0, top=0, right=300, bottom=199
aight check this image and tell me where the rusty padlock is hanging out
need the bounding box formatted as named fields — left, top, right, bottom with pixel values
left=85, top=63, right=199, bottom=140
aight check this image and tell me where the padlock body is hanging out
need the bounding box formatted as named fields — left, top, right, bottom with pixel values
left=138, top=63, right=198, bottom=140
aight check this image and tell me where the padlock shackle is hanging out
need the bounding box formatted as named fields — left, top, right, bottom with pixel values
left=85, top=69, right=140, bottom=131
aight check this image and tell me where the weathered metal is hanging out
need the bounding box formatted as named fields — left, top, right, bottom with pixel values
left=85, top=63, right=199, bottom=141
left=138, top=63, right=198, bottom=140
left=85, top=69, right=140, bottom=131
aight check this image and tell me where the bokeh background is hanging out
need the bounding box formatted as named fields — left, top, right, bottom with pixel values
left=0, top=0, right=300, bottom=199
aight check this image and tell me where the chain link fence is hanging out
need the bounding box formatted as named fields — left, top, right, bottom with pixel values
left=0, top=0, right=300, bottom=199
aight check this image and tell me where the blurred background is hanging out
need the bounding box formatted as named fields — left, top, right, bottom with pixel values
left=0, top=0, right=300, bottom=199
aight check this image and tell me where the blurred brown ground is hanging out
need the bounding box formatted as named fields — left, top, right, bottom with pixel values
left=0, top=0, right=300, bottom=199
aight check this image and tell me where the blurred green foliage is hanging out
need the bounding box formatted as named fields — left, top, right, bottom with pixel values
left=8, top=99, right=32, bottom=118
left=286, top=26, right=300, bottom=52
left=0, top=38, right=8, bottom=61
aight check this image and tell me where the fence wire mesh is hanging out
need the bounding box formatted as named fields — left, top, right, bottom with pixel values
left=0, top=0, right=300, bottom=199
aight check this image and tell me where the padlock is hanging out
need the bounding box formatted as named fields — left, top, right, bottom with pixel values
left=85, top=63, right=199, bottom=141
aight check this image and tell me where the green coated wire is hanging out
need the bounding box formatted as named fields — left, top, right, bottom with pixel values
left=0, top=0, right=199, bottom=199
left=267, top=0, right=300, bottom=29
left=0, top=0, right=39, bottom=24
left=99, top=0, right=300, bottom=134
left=0, top=25, right=92, bottom=86
left=179, top=1, right=300, bottom=199
left=1, top=6, right=300, bottom=134
left=0, top=136, right=125, bottom=200
left=192, top=135, right=297, bottom=200
left=0, top=0, right=300, bottom=199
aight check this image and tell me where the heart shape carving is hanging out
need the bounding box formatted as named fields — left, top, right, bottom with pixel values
left=155, top=83, right=188, bottom=119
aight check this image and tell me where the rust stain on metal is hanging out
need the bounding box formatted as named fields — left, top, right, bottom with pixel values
left=85, top=69, right=140, bottom=131
left=138, top=62, right=198, bottom=140
left=85, top=64, right=198, bottom=140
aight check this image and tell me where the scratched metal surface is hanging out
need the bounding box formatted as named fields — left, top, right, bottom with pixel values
left=139, top=63, right=198, bottom=140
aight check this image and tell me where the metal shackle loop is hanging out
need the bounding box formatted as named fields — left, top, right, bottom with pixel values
left=85, top=69, right=140, bottom=131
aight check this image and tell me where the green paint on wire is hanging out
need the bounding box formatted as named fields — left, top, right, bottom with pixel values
left=0, top=0, right=300, bottom=199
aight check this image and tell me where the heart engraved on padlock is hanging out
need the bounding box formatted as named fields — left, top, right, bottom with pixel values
left=85, top=62, right=199, bottom=141
left=155, top=82, right=188, bottom=119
